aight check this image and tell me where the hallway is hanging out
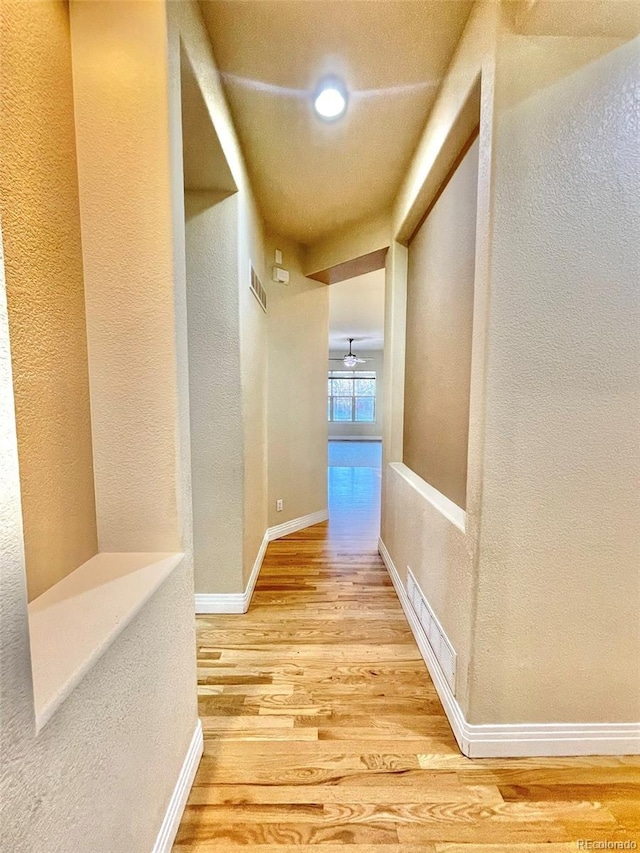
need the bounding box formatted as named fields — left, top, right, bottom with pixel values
left=173, top=520, right=640, bottom=849
left=2, top=2, right=639, bottom=849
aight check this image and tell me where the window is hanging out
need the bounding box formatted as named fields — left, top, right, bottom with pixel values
left=328, top=370, right=376, bottom=422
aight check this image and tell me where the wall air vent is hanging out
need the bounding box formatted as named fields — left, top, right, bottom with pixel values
left=407, top=568, right=457, bottom=694
left=250, top=265, right=267, bottom=313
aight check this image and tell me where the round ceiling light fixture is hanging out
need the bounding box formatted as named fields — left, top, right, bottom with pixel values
left=313, top=76, right=348, bottom=120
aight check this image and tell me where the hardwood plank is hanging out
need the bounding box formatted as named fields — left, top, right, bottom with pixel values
left=175, top=845, right=432, bottom=853
left=173, top=512, right=640, bottom=850
left=193, top=752, right=422, bottom=785
left=434, top=845, right=579, bottom=852
left=198, top=684, right=294, bottom=697
left=203, top=729, right=320, bottom=742
left=199, top=715, right=294, bottom=730
left=174, top=818, right=399, bottom=846
left=186, top=782, right=504, bottom=805
left=499, top=783, right=640, bottom=802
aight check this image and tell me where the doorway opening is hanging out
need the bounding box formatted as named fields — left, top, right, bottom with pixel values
left=326, top=268, right=385, bottom=543
left=328, top=439, right=382, bottom=543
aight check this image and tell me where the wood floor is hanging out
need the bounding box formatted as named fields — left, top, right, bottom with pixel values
left=174, top=474, right=639, bottom=850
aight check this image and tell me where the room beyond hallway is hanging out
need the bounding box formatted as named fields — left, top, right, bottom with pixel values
left=328, top=439, right=382, bottom=468
left=328, top=439, right=382, bottom=544
left=173, top=519, right=640, bottom=850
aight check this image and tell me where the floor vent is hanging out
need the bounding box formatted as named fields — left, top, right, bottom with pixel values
left=407, top=568, right=457, bottom=694
left=250, top=266, right=267, bottom=313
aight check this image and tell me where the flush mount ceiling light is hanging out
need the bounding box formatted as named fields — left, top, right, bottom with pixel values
left=313, top=76, right=347, bottom=120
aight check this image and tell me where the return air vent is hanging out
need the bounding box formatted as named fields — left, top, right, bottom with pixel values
left=406, top=568, right=457, bottom=694
left=250, top=265, right=267, bottom=313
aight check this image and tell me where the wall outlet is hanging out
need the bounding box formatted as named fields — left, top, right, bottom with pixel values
left=276, top=499, right=283, bottom=512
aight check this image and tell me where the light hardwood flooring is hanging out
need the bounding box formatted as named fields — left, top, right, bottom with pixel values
left=174, top=456, right=639, bottom=850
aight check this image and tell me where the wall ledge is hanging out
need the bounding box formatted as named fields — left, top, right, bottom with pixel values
left=195, top=509, right=328, bottom=614
left=389, top=462, right=466, bottom=532
left=29, top=551, right=184, bottom=732
left=379, top=537, right=640, bottom=757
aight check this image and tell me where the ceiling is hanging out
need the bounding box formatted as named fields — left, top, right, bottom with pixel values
left=329, top=268, right=385, bottom=352
left=181, top=47, right=236, bottom=194
left=199, top=0, right=473, bottom=246
left=516, top=0, right=640, bottom=37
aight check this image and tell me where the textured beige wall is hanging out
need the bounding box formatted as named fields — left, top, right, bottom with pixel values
left=267, top=235, right=328, bottom=528
left=381, top=241, right=408, bottom=471
left=381, top=0, right=498, bottom=720
left=403, top=138, right=479, bottom=510
left=185, top=192, right=245, bottom=594
left=1, top=2, right=198, bottom=847
left=70, top=0, right=185, bottom=553
left=303, top=212, right=391, bottom=279
left=0, top=0, right=98, bottom=601
left=383, top=463, right=474, bottom=705
left=393, top=2, right=493, bottom=242
left=239, top=193, right=269, bottom=585
left=384, top=0, right=639, bottom=730
left=468, top=34, right=640, bottom=725
left=176, top=1, right=332, bottom=583
left=172, top=0, right=269, bottom=588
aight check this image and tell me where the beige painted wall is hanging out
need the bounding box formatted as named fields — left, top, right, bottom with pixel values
left=0, top=0, right=98, bottom=601
left=174, top=1, right=331, bottom=581
left=266, top=235, right=329, bottom=528
left=239, top=193, right=269, bottom=585
left=179, top=12, right=245, bottom=599
left=403, top=138, right=479, bottom=511
left=393, top=3, right=491, bottom=242
left=185, top=192, right=245, bottom=594
left=303, top=211, right=391, bottom=279
left=71, top=0, right=184, bottom=553
left=381, top=240, right=408, bottom=472
left=381, top=0, right=498, bottom=720
left=171, top=0, right=269, bottom=590
left=1, top=1, right=198, bottom=849
left=468, top=33, right=640, bottom=725
left=382, top=0, right=639, bottom=730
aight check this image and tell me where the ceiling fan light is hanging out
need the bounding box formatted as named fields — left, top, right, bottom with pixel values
left=343, top=354, right=358, bottom=368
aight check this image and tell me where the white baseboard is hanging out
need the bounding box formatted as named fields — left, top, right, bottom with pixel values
left=378, top=537, right=640, bottom=758
left=152, top=719, right=203, bottom=853
left=329, top=435, right=382, bottom=442
left=195, top=510, right=328, bottom=614
left=194, top=592, right=245, bottom=614
left=267, top=508, right=328, bottom=541
left=195, top=529, right=269, bottom=614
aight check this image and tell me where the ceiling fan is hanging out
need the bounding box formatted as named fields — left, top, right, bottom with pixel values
left=330, top=338, right=369, bottom=368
